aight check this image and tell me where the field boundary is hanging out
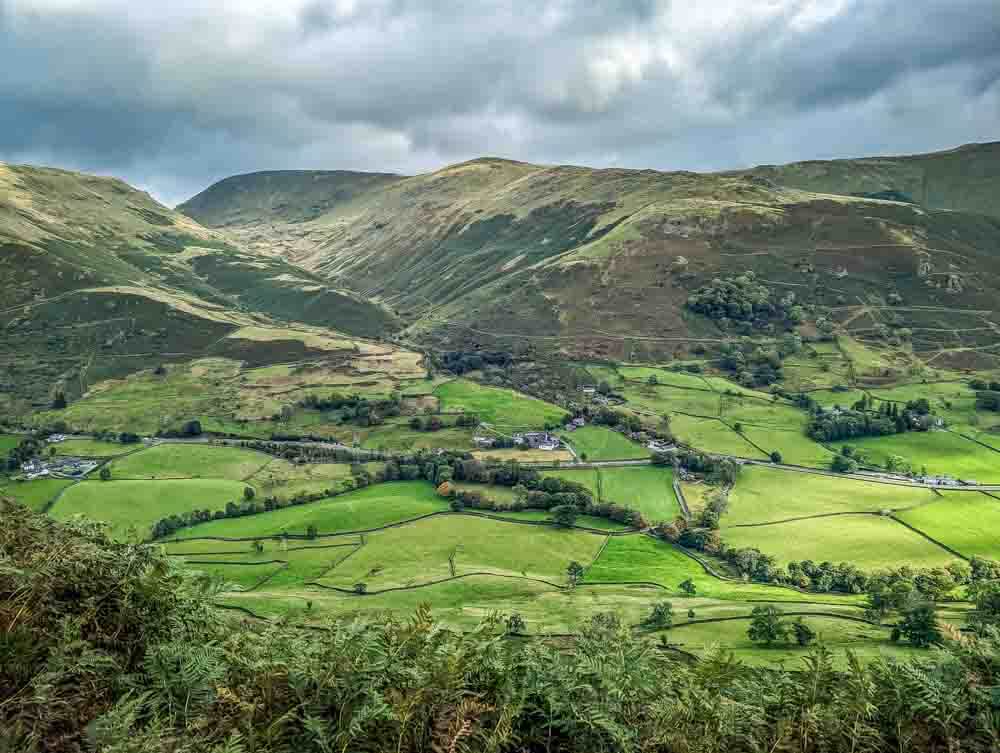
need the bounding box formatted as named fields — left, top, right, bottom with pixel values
left=310, top=570, right=569, bottom=596
left=889, top=514, right=971, bottom=561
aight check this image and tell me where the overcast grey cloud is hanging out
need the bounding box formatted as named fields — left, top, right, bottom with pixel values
left=1, top=0, right=997, bottom=204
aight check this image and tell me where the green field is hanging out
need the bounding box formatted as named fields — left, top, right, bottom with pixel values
left=0, top=433, right=23, bottom=454
left=665, top=615, right=920, bottom=666
left=597, top=466, right=681, bottom=524
left=722, top=515, right=958, bottom=570
left=585, top=535, right=863, bottom=604
left=111, top=443, right=270, bottom=481
left=621, top=383, right=721, bottom=418
left=167, top=482, right=447, bottom=541
left=670, top=414, right=768, bottom=458
left=450, top=481, right=518, bottom=503
left=51, top=478, right=248, bottom=540
left=315, top=515, right=605, bottom=591
left=433, top=379, right=567, bottom=428
left=737, top=426, right=835, bottom=467
left=248, top=459, right=382, bottom=500
left=850, top=430, right=1000, bottom=481
left=541, top=468, right=601, bottom=497
left=559, top=425, right=648, bottom=460
left=54, top=438, right=133, bottom=458
left=726, top=467, right=936, bottom=525
left=896, top=492, right=1000, bottom=560
left=0, top=477, right=75, bottom=511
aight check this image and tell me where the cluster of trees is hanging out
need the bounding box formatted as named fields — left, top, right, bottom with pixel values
left=238, top=440, right=386, bottom=464
left=296, top=392, right=402, bottom=427
left=13, top=502, right=1000, bottom=753
left=658, top=448, right=741, bottom=486
left=587, top=405, right=644, bottom=434
left=156, top=419, right=203, bottom=438
left=746, top=606, right=816, bottom=647
left=716, top=332, right=803, bottom=387
left=807, top=397, right=934, bottom=442
left=973, top=380, right=1000, bottom=412
left=686, top=272, right=805, bottom=332
left=5, top=434, right=45, bottom=471
left=440, top=349, right=512, bottom=374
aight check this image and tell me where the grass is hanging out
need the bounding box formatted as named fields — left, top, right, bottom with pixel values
left=896, top=492, right=1000, bottom=560
left=737, top=426, right=835, bottom=467
left=53, top=438, right=134, bottom=458
left=0, top=478, right=75, bottom=511
left=434, top=379, right=568, bottom=428
left=542, top=468, right=600, bottom=497
left=664, top=615, right=921, bottom=666
left=111, top=443, right=270, bottom=481
left=489, top=509, right=629, bottom=530
left=597, top=466, right=681, bottom=524
left=584, top=535, right=863, bottom=604
left=850, top=430, right=1000, bottom=481
left=621, top=383, right=721, bottom=418
left=450, top=482, right=519, bottom=503
left=247, top=459, right=384, bottom=500
left=168, top=482, right=447, bottom=541
left=315, top=515, right=605, bottom=591
left=472, top=447, right=574, bottom=463
left=51, top=478, right=248, bottom=540
left=722, top=515, right=958, bottom=570
left=0, top=434, right=23, bottom=454
left=669, top=414, right=768, bottom=458
left=558, top=425, right=648, bottom=460
left=726, top=467, right=937, bottom=525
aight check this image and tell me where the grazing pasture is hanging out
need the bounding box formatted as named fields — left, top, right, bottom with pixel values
left=51, top=478, right=247, bottom=540
left=597, top=466, right=680, bottom=523
left=166, top=481, right=447, bottom=541
left=111, top=443, right=270, bottom=481
left=850, top=430, right=1000, bottom=480
left=726, top=467, right=936, bottom=525
left=722, top=515, right=958, bottom=570
left=559, top=425, right=648, bottom=460
left=896, top=492, right=1000, bottom=560
left=433, top=379, right=567, bottom=428
left=0, top=478, right=75, bottom=511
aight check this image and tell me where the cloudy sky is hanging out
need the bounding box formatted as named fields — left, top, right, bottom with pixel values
left=2, top=0, right=998, bottom=205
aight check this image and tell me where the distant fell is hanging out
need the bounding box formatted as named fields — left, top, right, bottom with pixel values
left=735, top=141, right=1000, bottom=220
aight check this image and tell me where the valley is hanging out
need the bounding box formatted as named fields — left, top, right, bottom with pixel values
left=4, top=142, right=1000, bottom=667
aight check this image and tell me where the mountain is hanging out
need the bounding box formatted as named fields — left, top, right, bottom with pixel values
left=179, top=148, right=1000, bottom=368
left=0, top=162, right=400, bottom=411
left=734, top=141, right=1000, bottom=220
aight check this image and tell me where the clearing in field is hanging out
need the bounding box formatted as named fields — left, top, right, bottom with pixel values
left=736, top=426, right=834, bottom=467
left=558, top=425, right=648, bottom=460
left=722, top=515, right=958, bottom=570
left=166, top=481, right=447, bottom=541
left=620, top=383, right=721, bottom=418
left=315, top=515, right=605, bottom=591
left=53, top=438, right=134, bottom=458
left=434, top=379, right=568, bottom=428
left=51, top=478, right=248, bottom=540
left=111, top=443, right=270, bottom=481
left=0, top=434, right=21, bottom=454
left=849, top=430, right=1000, bottom=481
left=726, top=467, right=936, bottom=525
left=896, top=492, right=1000, bottom=560
left=472, top=447, right=574, bottom=463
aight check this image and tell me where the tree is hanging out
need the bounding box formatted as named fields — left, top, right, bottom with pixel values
left=409, top=416, right=423, bottom=431
left=642, top=601, right=674, bottom=629
left=51, top=391, right=67, bottom=410
left=550, top=504, right=578, bottom=528
left=646, top=374, right=659, bottom=386
left=182, top=420, right=202, bottom=436
left=506, top=613, right=526, bottom=635
left=566, top=561, right=585, bottom=587
left=306, top=524, right=318, bottom=540
left=897, top=603, right=942, bottom=648
left=747, top=606, right=788, bottom=646
left=687, top=608, right=696, bottom=619
left=792, top=619, right=816, bottom=646
left=243, top=486, right=255, bottom=502
left=99, top=465, right=111, bottom=481
left=770, top=451, right=782, bottom=464
left=597, top=380, right=612, bottom=396
left=153, top=364, right=167, bottom=376
left=353, top=582, right=367, bottom=595
left=679, top=578, right=696, bottom=596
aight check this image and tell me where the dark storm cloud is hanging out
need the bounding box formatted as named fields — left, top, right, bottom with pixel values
left=1, top=0, right=997, bottom=204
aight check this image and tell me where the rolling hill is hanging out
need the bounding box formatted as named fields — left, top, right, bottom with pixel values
left=179, top=145, right=1000, bottom=367
left=0, top=162, right=401, bottom=412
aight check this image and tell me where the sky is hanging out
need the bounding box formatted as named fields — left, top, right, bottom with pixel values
left=1, top=0, right=998, bottom=205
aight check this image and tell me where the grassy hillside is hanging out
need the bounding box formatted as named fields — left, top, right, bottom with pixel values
left=178, top=148, right=1000, bottom=370
left=735, top=141, right=1000, bottom=220
left=0, top=162, right=401, bottom=409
